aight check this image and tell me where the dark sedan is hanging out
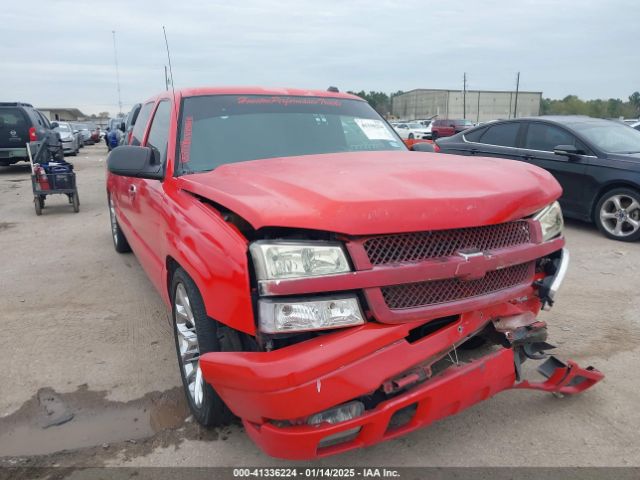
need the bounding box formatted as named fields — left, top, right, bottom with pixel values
left=436, top=116, right=640, bottom=241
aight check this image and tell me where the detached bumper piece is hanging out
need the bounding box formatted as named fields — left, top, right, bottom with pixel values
left=515, top=356, right=604, bottom=395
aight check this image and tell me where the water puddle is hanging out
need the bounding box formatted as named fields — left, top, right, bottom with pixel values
left=0, top=385, right=188, bottom=457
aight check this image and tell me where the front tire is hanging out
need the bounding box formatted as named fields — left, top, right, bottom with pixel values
left=108, top=194, right=131, bottom=252
left=594, top=188, right=640, bottom=242
left=408, top=133, right=414, bottom=140
left=171, top=268, right=239, bottom=427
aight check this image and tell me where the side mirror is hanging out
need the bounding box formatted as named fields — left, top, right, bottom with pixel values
left=50, top=121, right=59, bottom=129
left=73, top=130, right=79, bottom=134
left=553, top=144, right=581, bottom=158
left=412, top=142, right=435, bottom=152
left=119, top=122, right=126, bottom=132
left=107, top=146, right=164, bottom=180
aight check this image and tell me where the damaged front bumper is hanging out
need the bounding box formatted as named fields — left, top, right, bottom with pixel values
left=200, top=292, right=603, bottom=459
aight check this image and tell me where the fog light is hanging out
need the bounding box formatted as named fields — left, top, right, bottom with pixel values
left=308, top=401, right=365, bottom=449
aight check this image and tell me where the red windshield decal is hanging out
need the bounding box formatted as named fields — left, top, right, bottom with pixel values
left=237, top=96, right=342, bottom=107
left=180, top=116, right=193, bottom=163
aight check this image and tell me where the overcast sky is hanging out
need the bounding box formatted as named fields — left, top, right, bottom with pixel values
left=2, top=0, right=638, bottom=115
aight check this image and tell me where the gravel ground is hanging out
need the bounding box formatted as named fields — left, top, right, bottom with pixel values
left=0, top=144, right=638, bottom=468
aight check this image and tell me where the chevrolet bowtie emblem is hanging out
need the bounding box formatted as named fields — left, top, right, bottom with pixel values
left=455, top=248, right=489, bottom=281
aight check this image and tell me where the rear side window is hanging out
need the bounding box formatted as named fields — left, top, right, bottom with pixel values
left=37, top=111, right=50, bottom=128
left=145, top=101, right=171, bottom=166
left=524, top=123, right=576, bottom=152
left=130, top=102, right=154, bottom=146
left=464, top=127, right=487, bottom=142
left=479, top=123, right=520, bottom=147
left=126, top=104, right=142, bottom=130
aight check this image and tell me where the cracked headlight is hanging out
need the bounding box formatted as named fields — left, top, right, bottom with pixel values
left=534, top=201, right=564, bottom=242
left=250, top=241, right=350, bottom=280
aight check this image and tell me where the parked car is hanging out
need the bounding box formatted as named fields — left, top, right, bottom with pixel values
left=74, top=122, right=99, bottom=145
left=53, top=121, right=80, bottom=156
left=73, top=125, right=84, bottom=149
left=393, top=121, right=431, bottom=139
left=123, top=103, right=142, bottom=145
left=630, top=121, right=640, bottom=132
left=80, top=122, right=100, bottom=144
left=72, top=122, right=92, bottom=146
left=105, top=87, right=601, bottom=460
left=436, top=116, right=640, bottom=241
left=431, top=119, right=474, bottom=139
left=0, top=102, right=61, bottom=166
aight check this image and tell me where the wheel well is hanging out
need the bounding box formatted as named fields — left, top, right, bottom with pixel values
left=591, top=182, right=640, bottom=220
left=165, top=255, right=259, bottom=350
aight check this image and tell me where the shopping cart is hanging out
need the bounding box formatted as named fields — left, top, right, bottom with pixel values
left=28, top=141, right=79, bottom=216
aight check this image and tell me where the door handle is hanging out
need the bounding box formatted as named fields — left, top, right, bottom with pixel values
left=470, top=148, right=478, bottom=155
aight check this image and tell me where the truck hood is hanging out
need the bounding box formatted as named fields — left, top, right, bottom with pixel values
left=176, top=151, right=561, bottom=235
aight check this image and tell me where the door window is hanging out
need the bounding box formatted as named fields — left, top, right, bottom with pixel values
left=130, top=102, right=155, bottom=146
left=478, top=122, right=520, bottom=147
left=524, top=123, right=576, bottom=152
left=145, top=100, right=171, bottom=166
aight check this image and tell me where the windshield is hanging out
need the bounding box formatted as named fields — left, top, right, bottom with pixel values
left=56, top=124, right=71, bottom=132
left=574, top=121, right=640, bottom=154
left=177, top=95, right=405, bottom=174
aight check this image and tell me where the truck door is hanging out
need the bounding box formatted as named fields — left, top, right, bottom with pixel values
left=126, top=100, right=172, bottom=291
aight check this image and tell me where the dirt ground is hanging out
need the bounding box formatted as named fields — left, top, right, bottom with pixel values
left=0, top=144, right=639, bottom=468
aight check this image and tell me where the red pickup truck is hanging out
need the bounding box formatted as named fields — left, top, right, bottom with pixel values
left=106, top=87, right=602, bottom=459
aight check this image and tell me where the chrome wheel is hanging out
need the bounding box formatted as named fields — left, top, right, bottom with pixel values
left=174, top=283, right=204, bottom=408
left=599, top=194, right=640, bottom=238
left=109, top=197, right=118, bottom=245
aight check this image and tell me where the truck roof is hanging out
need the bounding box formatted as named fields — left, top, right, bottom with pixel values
left=141, top=87, right=363, bottom=104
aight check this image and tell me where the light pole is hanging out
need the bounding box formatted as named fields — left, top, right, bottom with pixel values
left=112, top=30, right=123, bottom=117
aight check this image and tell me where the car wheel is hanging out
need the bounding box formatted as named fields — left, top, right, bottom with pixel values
left=72, top=193, right=80, bottom=213
left=594, top=187, right=640, bottom=242
left=408, top=133, right=414, bottom=139
left=108, top=194, right=131, bottom=252
left=431, top=131, right=438, bottom=139
left=171, top=267, right=239, bottom=427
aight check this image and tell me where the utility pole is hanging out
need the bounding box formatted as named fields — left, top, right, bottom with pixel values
left=513, top=71, right=520, bottom=118
left=463, top=72, right=467, bottom=119
left=112, top=30, right=123, bottom=117
left=164, top=65, right=169, bottom=91
left=477, top=91, right=481, bottom=123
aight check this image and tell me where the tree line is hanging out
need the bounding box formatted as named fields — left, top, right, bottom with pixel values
left=349, top=90, right=640, bottom=119
left=540, top=92, right=640, bottom=118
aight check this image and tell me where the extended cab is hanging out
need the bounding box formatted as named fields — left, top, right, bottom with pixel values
left=106, top=87, right=602, bottom=459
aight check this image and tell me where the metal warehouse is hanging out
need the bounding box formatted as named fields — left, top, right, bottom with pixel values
left=391, top=89, right=542, bottom=122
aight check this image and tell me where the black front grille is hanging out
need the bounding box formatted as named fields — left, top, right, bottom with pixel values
left=363, top=221, right=531, bottom=266
left=381, top=262, right=533, bottom=310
